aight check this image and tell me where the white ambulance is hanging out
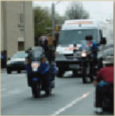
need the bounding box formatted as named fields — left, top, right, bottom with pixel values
left=55, top=19, right=106, bottom=78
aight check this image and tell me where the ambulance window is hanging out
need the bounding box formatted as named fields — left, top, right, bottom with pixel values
left=59, top=29, right=98, bottom=44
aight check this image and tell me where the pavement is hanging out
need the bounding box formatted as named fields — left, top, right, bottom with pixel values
left=1, top=69, right=113, bottom=115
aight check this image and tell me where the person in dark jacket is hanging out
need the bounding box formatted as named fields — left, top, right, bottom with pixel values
left=39, top=36, right=55, bottom=64
left=94, top=55, right=114, bottom=114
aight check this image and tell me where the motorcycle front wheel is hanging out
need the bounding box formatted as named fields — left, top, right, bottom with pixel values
left=82, top=67, right=87, bottom=83
left=45, top=89, right=52, bottom=96
left=31, top=85, right=40, bottom=98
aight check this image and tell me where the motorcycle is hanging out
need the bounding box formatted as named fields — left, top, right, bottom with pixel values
left=80, top=49, right=98, bottom=83
left=25, top=47, right=57, bottom=98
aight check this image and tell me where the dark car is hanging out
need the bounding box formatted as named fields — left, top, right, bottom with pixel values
left=6, top=51, right=27, bottom=74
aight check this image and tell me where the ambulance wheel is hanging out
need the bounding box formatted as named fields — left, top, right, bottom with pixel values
left=57, top=70, right=64, bottom=78
left=7, top=68, right=11, bottom=74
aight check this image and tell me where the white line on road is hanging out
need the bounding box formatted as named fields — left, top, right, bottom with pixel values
left=51, top=89, right=94, bottom=116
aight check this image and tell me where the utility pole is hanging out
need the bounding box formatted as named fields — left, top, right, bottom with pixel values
left=52, top=1, right=61, bottom=47
left=52, top=3, right=55, bottom=43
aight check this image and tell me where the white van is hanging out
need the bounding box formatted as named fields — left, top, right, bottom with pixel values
left=55, top=19, right=106, bottom=77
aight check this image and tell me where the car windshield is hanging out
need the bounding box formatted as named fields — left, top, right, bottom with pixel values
left=59, top=29, right=99, bottom=45
left=12, top=52, right=27, bottom=59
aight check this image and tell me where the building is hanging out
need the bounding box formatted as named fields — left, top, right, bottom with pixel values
left=1, top=1, right=34, bottom=58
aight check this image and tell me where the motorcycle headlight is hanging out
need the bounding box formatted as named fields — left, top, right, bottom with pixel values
left=81, top=52, right=87, bottom=57
left=31, top=62, right=40, bottom=72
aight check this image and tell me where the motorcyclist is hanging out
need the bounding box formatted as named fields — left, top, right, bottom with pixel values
left=39, top=36, right=50, bottom=59
left=38, top=54, right=51, bottom=92
left=39, top=35, right=55, bottom=64
left=25, top=48, right=51, bottom=92
left=80, top=35, right=99, bottom=58
left=80, top=35, right=99, bottom=80
left=39, top=36, right=57, bottom=86
left=94, top=55, right=114, bottom=114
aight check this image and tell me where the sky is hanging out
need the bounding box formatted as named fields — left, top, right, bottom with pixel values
left=33, top=1, right=113, bottom=21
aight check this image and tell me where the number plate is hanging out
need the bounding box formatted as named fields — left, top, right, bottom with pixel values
left=69, top=64, right=79, bottom=69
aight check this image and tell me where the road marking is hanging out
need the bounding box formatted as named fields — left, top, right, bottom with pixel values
left=51, top=90, right=93, bottom=116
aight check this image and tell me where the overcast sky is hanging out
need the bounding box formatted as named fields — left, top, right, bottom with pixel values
left=33, top=1, right=113, bottom=20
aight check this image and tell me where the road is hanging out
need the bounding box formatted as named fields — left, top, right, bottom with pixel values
left=1, top=70, right=113, bottom=115
left=1, top=69, right=96, bottom=115
left=1, top=22, right=113, bottom=115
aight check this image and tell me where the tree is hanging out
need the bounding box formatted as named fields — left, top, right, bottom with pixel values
left=33, top=6, right=52, bottom=45
left=65, top=2, right=89, bottom=19
left=33, top=6, right=67, bottom=46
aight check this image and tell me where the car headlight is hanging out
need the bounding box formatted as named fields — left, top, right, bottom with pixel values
left=31, top=62, right=40, bottom=72
left=81, top=52, right=87, bottom=57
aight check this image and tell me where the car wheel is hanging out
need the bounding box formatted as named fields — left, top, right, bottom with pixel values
left=57, top=69, right=64, bottom=78
left=7, top=68, right=11, bottom=74
left=17, top=70, right=21, bottom=73
left=72, top=70, right=78, bottom=77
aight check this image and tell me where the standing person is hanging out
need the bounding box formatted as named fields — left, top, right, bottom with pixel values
left=94, top=55, right=114, bottom=114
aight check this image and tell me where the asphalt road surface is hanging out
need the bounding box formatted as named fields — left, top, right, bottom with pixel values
left=1, top=69, right=113, bottom=115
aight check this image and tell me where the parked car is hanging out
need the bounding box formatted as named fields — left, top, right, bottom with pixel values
left=6, top=51, right=27, bottom=74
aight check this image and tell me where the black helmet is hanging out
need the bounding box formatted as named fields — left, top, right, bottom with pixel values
left=85, top=35, right=93, bottom=40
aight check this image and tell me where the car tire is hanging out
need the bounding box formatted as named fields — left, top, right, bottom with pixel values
left=72, top=70, right=78, bottom=77
left=57, top=69, right=64, bottom=78
left=7, top=68, right=11, bottom=74
left=17, top=70, right=21, bottom=73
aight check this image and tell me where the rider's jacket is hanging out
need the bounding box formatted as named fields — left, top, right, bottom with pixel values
left=38, top=61, right=50, bottom=75
left=95, top=66, right=114, bottom=84
left=80, top=40, right=98, bottom=58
